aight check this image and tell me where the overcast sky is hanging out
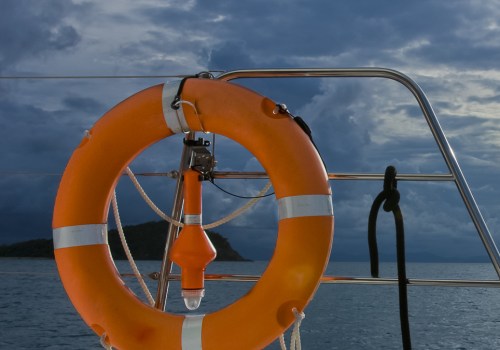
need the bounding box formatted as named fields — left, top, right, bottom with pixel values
left=1, top=0, right=500, bottom=262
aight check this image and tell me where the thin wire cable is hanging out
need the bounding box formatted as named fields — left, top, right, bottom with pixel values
left=204, top=180, right=272, bottom=229
left=0, top=171, right=180, bottom=178
left=209, top=179, right=274, bottom=199
left=0, top=71, right=225, bottom=80
left=0, top=74, right=191, bottom=80
left=0, top=171, right=62, bottom=177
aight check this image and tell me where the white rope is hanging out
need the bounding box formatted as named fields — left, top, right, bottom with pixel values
left=100, top=333, right=112, bottom=350
left=111, top=191, right=155, bottom=306
left=174, top=100, right=207, bottom=133
left=124, top=167, right=272, bottom=230
left=125, top=167, right=184, bottom=227
left=279, top=334, right=287, bottom=350
left=279, top=308, right=305, bottom=350
left=290, top=308, right=305, bottom=350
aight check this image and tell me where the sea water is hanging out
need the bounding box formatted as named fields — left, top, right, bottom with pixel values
left=1, top=259, right=500, bottom=349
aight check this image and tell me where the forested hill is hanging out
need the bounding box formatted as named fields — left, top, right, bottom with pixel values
left=0, top=221, right=247, bottom=261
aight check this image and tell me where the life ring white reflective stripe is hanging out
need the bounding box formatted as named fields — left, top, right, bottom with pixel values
left=278, top=194, right=333, bottom=220
left=53, top=224, right=108, bottom=249
left=162, top=81, right=189, bottom=133
left=182, top=315, right=205, bottom=350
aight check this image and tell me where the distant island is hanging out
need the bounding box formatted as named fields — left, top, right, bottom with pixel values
left=0, top=221, right=247, bottom=261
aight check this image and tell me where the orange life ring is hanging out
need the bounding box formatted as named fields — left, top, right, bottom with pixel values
left=53, top=77, right=334, bottom=350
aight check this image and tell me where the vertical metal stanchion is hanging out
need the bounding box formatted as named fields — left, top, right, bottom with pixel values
left=155, top=132, right=195, bottom=310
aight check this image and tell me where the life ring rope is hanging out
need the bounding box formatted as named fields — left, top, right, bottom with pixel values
left=124, top=166, right=273, bottom=229
left=111, top=191, right=155, bottom=306
left=278, top=308, right=305, bottom=350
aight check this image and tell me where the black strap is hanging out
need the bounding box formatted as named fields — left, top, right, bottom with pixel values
left=368, top=166, right=412, bottom=350
left=274, top=104, right=326, bottom=172
left=171, top=72, right=214, bottom=110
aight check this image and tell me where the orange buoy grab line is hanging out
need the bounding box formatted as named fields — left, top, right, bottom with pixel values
left=52, top=76, right=334, bottom=350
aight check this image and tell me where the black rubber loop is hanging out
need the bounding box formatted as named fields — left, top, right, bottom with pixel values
left=293, top=116, right=312, bottom=139
left=290, top=114, right=326, bottom=172
left=368, top=165, right=412, bottom=350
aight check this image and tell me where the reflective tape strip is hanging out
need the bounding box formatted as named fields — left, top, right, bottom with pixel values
left=182, top=314, right=204, bottom=350
left=278, top=194, right=333, bottom=220
left=184, top=214, right=202, bottom=225
left=162, top=81, right=190, bottom=133
left=53, top=224, right=108, bottom=249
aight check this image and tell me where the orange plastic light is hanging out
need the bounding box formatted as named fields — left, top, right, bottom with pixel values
left=169, top=168, right=216, bottom=310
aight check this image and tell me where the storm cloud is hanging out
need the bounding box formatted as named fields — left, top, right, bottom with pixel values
left=1, top=0, right=500, bottom=261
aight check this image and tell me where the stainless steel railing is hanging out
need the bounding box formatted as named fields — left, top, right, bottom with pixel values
left=154, top=68, right=500, bottom=310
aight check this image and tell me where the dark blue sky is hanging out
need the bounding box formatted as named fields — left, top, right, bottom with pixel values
left=1, top=0, right=500, bottom=261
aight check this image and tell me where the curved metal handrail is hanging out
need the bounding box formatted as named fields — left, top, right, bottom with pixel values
left=155, top=67, right=500, bottom=310
left=217, top=68, right=500, bottom=278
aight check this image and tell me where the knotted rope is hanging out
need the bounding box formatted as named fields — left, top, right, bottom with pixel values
left=279, top=308, right=305, bottom=350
